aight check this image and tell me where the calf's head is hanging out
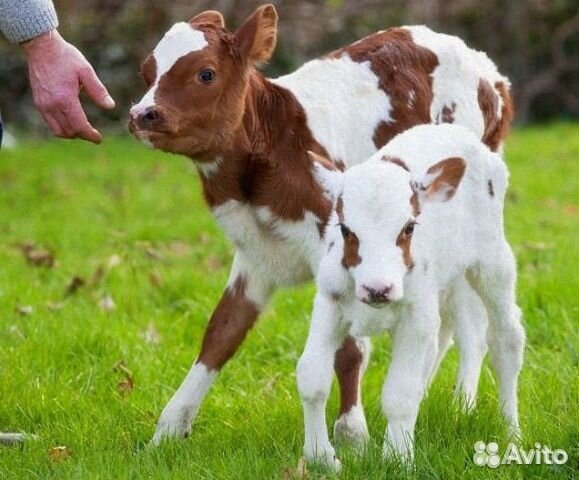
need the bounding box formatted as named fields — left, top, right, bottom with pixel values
left=311, top=152, right=466, bottom=307
left=129, top=5, right=278, bottom=157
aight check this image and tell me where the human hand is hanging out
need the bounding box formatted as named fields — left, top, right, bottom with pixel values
left=22, top=30, right=115, bottom=144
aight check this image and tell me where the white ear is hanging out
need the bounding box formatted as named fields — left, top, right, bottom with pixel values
left=308, top=151, right=343, bottom=201
left=411, top=156, right=466, bottom=206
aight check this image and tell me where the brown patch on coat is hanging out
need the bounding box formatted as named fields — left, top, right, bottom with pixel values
left=330, top=28, right=439, bottom=148
left=383, top=155, right=410, bottom=172
left=335, top=196, right=362, bottom=269
left=487, top=179, right=495, bottom=197
left=197, top=276, right=260, bottom=370
left=478, top=79, right=514, bottom=152
left=425, top=156, right=466, bottom=201
left=410, top=190, right=421, bottom=216
left=342, top=230, right=361, bottom=269
left=334, top=336, right=364, bottom=415
left=199, top=73, right=333, bottom=228
left=396, top=225, right=415, bottom=269
left=336, top=195, right=344, bottom=222
left=140, top=55, right=157, bottom=88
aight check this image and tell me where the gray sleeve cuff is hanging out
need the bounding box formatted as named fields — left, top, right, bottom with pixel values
left=0, top=2, right=59, bottom=44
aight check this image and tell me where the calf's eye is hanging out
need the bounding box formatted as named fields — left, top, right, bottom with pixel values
left=340, top=223, right=351, bottom=239
left=199, top=69, right=215, bottom=83
left=404, top=221, right=416, bottom=236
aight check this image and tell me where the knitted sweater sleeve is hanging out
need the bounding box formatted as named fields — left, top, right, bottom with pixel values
left=0, top=0, right=58, bottom=44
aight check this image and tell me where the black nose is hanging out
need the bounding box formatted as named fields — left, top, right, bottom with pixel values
left=141, top=106, right=160, bottom=123
left=363, top=285, right=392, bottom=304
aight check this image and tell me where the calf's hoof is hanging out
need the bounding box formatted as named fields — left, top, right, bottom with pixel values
left=333, top=406, right=370, bottom=452
left=150, top=408, right=193, bottom=445
left=305, top=445, right=342, bottom=473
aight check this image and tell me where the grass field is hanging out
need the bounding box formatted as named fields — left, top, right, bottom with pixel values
left=0, top=124, right=577, bottom=479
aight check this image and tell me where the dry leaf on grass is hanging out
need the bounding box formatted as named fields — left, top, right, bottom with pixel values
left=168, top=241, right=192, bottom=257
left=20, top=243, right=55, bottom=268
left=113, top=361, right=134, bottom=396
left=117, top=377, right=134, bottom=396
left=90, top=265, right=106, bottom=287
left=107, top=254, right=122, bottom=268
left=15, top=305, right=33, bottom=316
left=65, top=276, right=85, bottom=296
left=146, top=247, right=164, bottom=260
left=48, top=446, right=71, bottom=462
left=46, top=301, right=64, bottom=311
left=99, top=295, right=116, bottom=312
left=563, top=204, right=577, bottom=215
left=523, top=241, right=554, bottom=251
left=204, top=254, right=224, bottom=271
left=149, top=270, right=163, bottom=288
left=282, top=457, right=310, bottom=479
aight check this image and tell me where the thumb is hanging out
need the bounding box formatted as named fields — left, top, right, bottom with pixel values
left=79, top=66, right=115, bottom=110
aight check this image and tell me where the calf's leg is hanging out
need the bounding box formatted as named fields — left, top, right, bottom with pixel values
left=152, top=256, right=271, bottom=444
left=466, top=245, right=525, bottom=437
left=382, top=300, right=439, bottom=462
left=297, top=294, right=345, bottom=470
left=333, top=336, right=371, bottom=450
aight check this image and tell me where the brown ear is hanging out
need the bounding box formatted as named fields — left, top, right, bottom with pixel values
left=423, top=156, right=466, bottom=202
left=189, top=10, right=225, bottom=28
left=234, top=4, right=278, bottom=65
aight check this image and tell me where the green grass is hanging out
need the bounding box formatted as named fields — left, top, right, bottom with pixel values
left=0, top=124, right=578, bottom=479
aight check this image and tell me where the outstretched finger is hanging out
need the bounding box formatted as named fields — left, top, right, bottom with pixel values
left=78, top=66, right=115, bottom=110
left=42, top=112, right=66, bottom=138
left=59, top=100, right=102, bottom=144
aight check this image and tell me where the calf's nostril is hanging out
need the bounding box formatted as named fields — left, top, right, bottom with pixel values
left=142, top=107, right=160, bottom=123
left=363, top=284, right=393, bottom=303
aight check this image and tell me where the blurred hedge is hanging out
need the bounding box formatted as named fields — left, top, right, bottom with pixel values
left=0, top=0, right=577, bottom=133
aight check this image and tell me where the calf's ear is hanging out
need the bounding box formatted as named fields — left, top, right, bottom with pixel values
left=412, top=156, right=466, bottom=205
left=190, top=10, right=225, bottom=28
left=235, top=4, right=278, bottom=65
left=308, top=151, right=344, bottom=202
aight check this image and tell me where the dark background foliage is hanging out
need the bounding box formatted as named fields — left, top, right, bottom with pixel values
left=1, top=0, right=577, bottom=133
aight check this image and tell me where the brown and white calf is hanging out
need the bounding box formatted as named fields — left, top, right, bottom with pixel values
left=128, top=5, right=513, bottom=445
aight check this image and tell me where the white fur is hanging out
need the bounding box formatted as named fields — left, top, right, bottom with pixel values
left=197, top=156, right=224, bottom=179
left=406, top=26, right=509, bottom=138
left=131, top=23, right=208, bottom=119
left=272, top=56, right=393, bottom=167
left=298, top=124, right=525, bottom=465
left=152, top=363, right=216, bottom=444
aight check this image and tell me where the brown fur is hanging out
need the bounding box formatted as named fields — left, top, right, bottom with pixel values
left=396, top=224, right=415, bottom=269
left=334, top=336, right=364, bottom=415
left=336, top=196, right=362, bottom=269
left=383, top=155, right=410, bottom=172
left=331, top=28, right=439, bottom=148
left=425, top=156, right=466, bottom=201
left=190, top=10, right=225, bottom=28
left=478, top=79, right=514, bottom=152
left=197, top=276, right=260, bottom=370
left=199, top=74, right=333, bottom=226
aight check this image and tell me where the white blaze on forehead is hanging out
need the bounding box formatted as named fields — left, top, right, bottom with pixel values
left=131, top=22, right=208, bottom=114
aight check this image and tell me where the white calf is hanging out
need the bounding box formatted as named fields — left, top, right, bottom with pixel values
left=298, top=124, right=525, bottom=468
